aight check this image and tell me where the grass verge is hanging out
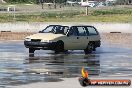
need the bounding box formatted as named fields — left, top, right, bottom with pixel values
left=0, top=7, right=132, bottom=22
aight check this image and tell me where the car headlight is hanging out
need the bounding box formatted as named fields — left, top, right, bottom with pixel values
left=25, top=38, right=31, bottom=41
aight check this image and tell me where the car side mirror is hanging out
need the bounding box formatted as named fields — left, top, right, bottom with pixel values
left=66, top=29, right=70, bottom=37
left=66, top=31, right=71, bottom=37
left=39, top=31, right=42, bottom=33
left=67, top=33, right=70, bottom=37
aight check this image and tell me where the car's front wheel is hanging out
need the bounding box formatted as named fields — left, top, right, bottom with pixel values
left=54, top=41, right=64, bottom=54
left=84, top=42, right=94, bottom=54
left=29, top=48, right=35, bottom=57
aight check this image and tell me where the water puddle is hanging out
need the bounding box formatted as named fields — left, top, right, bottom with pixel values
left=0, top=41, right=132, bottom=87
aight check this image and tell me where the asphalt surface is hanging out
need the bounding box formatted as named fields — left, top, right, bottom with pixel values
left=0, top=40, right=132, bottom=88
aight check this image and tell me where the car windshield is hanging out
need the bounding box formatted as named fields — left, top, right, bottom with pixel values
left=41, top=25, right=69, bottom=35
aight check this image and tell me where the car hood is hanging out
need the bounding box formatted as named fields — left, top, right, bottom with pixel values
left=26, top=33, right=65, bottom=40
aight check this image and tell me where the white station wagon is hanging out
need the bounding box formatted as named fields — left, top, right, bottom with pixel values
left=24, top=25, right=101, bottom=55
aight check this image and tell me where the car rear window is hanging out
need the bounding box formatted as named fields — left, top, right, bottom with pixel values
left=87, top=26, right=98, bottom=35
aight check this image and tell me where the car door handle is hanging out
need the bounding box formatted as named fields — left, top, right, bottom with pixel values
left=77, top=37, right=79, bottom=39
left=87, top=37, right=88, bottom=39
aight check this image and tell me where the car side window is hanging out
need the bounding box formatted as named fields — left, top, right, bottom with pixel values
left=57, top=26, right=64, bottom=34
left=77, top=27, right=86, bottom=36
left=68, top=27, right=78, bottom=36
left=87, top=27, right=98, bottom=35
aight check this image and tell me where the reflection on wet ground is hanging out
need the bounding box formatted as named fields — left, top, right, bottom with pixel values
left=0, top=41, right=132, bottom=87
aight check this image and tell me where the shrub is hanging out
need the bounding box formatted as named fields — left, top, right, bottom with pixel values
left=92, top=9, right=132, bottom=16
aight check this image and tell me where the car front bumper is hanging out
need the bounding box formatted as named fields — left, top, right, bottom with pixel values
left=24, top=41, right=56, bottom=50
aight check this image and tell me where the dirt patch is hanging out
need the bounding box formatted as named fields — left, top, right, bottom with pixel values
left=101, top=33, right=132, bottom=47
left=0, top=32, right=35, bottom=40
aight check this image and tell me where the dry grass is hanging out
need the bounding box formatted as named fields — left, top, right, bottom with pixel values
left=0, top=32, right=34, bottom=40
left=0, top=5, right=132, bottom=22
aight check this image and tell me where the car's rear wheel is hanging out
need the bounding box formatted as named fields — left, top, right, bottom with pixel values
left=29, top=48, right=35, bottom=57
left=84, top=42, right=94, bottom=54
left=55, top=41, right=64, bottom=54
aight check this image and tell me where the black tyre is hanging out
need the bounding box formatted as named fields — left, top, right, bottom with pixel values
left=84, top=42, right=94, bottom=54
left=55, top=41, right=64, bottom=54
left=64, top=50, right=68, bottom=54
left=29, top=48, right=35, bottom=57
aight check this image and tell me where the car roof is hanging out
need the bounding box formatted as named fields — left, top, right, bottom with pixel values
left=48, top=25, right=70, bottom=27
left=47, top=24, right=94, bottom=28
left=48, top=25, right=62, bottom=26
left=66, top=24, right=94, bottom=28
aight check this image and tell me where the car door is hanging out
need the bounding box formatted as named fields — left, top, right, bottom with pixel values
left=76, top=26, right=88, bottom=50
left=64, top=27, right=80, bottom=50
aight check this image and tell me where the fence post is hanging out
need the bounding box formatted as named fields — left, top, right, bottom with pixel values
left=86, top=6, right=88, bottom=15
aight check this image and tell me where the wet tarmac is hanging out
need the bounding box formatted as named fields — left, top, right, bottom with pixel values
left=0, top=40, right=132, bottom=87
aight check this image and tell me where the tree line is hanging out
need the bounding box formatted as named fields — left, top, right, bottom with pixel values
left=116, top=0, right=131, bottom=5
left=4, top=0, right=67, bottom=4
left=4, top=0, right=132, bottom=5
